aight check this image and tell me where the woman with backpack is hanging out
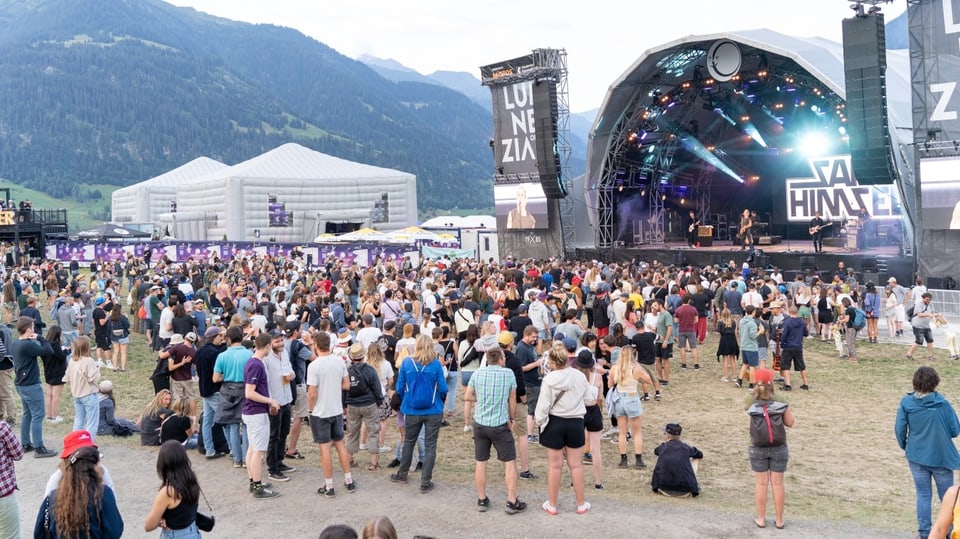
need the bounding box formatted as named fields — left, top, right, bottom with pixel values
left=390, top=334, right=447, bottom=494
left=839, top=297, right=859, bottom=362
left=746, top=368, right=794, bottom=530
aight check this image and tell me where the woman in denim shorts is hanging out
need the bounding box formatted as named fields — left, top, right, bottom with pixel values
left=746, top=368, right=795, bottom=530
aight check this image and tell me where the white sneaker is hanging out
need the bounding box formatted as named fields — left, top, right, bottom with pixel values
left=359, top=443, right=368, bottom=451
left=602, top=427, right=619, bottom=437
left=463, top=425, right=473, bottom=433
left=51, top=416, right=64, bottom=424
left=378, top=445, right=391, bottom=452
left=721, top=377, right=730, bottom=382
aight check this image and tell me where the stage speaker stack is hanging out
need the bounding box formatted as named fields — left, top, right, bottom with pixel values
left=843, top=11, right=893, bottom=185
left=800, top=256, right=816, bottom=272
left=533, top=80, right=565, bottom=198
left=697, top=225, right=713, bottom=247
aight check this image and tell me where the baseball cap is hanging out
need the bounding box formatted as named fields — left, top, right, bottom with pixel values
left=98, top=380, right=113, bottom=393
left=754, top=368, right=775, bottom=385
left=149, top=285, right=161, bottom=291
left=268, top=328, right=284, bottom=339
left=184, top=332, right=197, bottom=342
left=285, top=320, right=300, bottom=335
left=537, top=292, right=547, bottom=300
left=664, top=423, right=683, bottom=436
left=497, top=331, right=514, bottom=346
left=517, top=304, right=527, bottom=313
left=61, top=430, right=97, bottom=459
left=562, top=338, right=578, bottom=352
left=203, top=327, right=223, bottom=339
left=94, top=297, right=105, bottom=305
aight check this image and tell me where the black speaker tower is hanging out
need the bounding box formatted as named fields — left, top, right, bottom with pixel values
left=842, top=12, right=893, bottom=185
left=532, top=80, right=565, bottom=198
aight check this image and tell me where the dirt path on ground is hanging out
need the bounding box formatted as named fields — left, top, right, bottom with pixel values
left=15, top=444, right=905, bottom=538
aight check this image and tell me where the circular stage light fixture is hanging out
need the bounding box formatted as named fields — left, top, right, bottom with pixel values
left=707, top=40, right=742, bottom=82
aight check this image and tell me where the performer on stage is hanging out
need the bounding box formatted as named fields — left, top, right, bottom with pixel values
left=685, top=210, right=700, bottom=248
left=856, top=207, right=870, bottom=251
left=506, top=184, right=536, bottom=229
left=738, top=209, right=754, bottom=252
left=809, top=211, right=826, bottom=253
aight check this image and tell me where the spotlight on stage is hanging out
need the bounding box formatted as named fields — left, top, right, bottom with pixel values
left=799, top=131, right=829, bottom=157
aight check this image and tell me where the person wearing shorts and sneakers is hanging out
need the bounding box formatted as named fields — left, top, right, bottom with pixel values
left=243, top=333, right=281, bottom=499
left=673, top=297, right=700, bottom=370
left=306, top=332, right=355, bottom=498
left=736, top=306, right=760, bottom=389
left=465, top=347, right=527, bottom=514
left=515, top=326, right=541, bottom=447
left=908, top=293, right=937, bottom=362
left=652, top=300, right=674, bottom=386
left=777, top=307, right=809, bottom=391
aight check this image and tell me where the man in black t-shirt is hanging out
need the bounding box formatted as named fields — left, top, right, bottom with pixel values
left=377, top=321, right=398, bottom=370
left=631, top=325, right=661, bottom=401
left=508, top=305, right=533, bottom=337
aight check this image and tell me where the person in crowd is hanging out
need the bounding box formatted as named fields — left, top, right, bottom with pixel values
left=652, top=300, right=673, bottom=386
left=907, top=292, right=938, bottom=362
left=163, top=332, right=198, bottom=418
left=437, top=325, right=458, bottom=423
left=535, top=347, right=589, bottom=516
left=888, top=277, right=910, bottom=337
left=746, top=368, right=794, bottom=530
left=930, top=483, right=960, bottom=538
left=390, top=334, right=447, bottom=494
left=307, top=331, right=355, bottom=498
left=195, top=326, right=226, bottom=459
left=91, top=297, right=113, bottom=369
left=516, top=326, right=542, bottom=446
left=715, top=308, right=739, bottom=383
left=34, top=431, right=124, bottom=538
left=777, top=306, right=809, bottom=391
left=0, top=417, right=22, bottom=538
left=458, top=323, right=481, bottom=433
left=895, top=366, right=960, bottom=539
left=862, top=282, right=881, bottom=344
left=242, top=333, right=282, bottom=499
left=283, top=321, right=315, bottom=462
left=360, top=516, right=398, bottom=539
left=144, top=441, right=203, bottom=538
left=575, top=349, right=605, bottom=490
left=159, top=397, right=197, bottom=449
left=736, top=305, right=760, bottom=389
left=213, top=326, right=251, bottom=467
left=42, top=325, right=68, bottom=424
left=344, top=342, right=384, bottom=472
left=838, top=297, right=859, bottom=362
left=108, top=304, right=131, bottom=372
left=363, top=342, right=393, bottom=460
left=464, top=346, right=527, bottom=514
left=674, top=296, right=700, bottom=370
left=651, top=422, right=704, bottom=497
left=96, top=380, right=138, bottom=437
left=63, top=336, right=101, bottom=441
left=138, top=389, right=173, bottom=447
left=816, top=287, right=834, bottom=342
left=610, top=346, right=652, bottom=470
left=11, top=316, right=56, bottom=457
left=264, top=328, right=296, bottom=482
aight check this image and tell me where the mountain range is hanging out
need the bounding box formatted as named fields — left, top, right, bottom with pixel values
left=0, top=0, right=590, bottom=215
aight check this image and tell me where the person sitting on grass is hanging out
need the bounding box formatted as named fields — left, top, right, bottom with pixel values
left=96, top=380, right=139, bottom=438
left=137, top=389, right=173, bottom=447
left=651, top=422, right=703, bottom=497
left=159, top=397, right=198, bottom=449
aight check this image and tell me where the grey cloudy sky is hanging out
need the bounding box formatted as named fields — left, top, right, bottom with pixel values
left=166, top=0, right=907, bottom=113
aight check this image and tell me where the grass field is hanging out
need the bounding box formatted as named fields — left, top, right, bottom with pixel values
left=38, top=311, right=946, bottom=533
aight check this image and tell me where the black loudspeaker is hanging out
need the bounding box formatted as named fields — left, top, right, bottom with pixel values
left=843, top=12, right=893, bottom=185
left=306, top=253, right=313, bottom=269
left=533, top=80, right=565, bottom=198
left=861, top=256, right=878, bottom=273
left=927, top=276, right=944, bottom=289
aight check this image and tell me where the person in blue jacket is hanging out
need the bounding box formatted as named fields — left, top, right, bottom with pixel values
left=895, top=366, right=960, bottom=539
left=390, top=334, right=447, bottom=494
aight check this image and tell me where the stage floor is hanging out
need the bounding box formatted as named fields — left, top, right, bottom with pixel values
left=636, top=240, right=901, bottom=257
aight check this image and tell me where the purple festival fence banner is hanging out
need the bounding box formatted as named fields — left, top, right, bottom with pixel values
left=49, top=241, right=420, bottom=268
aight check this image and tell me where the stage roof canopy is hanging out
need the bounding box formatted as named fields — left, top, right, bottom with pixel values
left=586, top=28, right=911, bottom=195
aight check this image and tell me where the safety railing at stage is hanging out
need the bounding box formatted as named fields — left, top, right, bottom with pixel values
left=928, top=289, right=960, bottom=320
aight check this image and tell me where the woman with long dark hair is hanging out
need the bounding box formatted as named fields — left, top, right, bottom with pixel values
left=144, top=441, right=202, bottom=538
left=34, top=442, right=124, bottom=538
left=43, top=325, right=68, bottom=424
left=108, top=306, right=131, bottom=372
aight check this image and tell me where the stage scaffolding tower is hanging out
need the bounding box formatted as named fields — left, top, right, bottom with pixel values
left=535, top=49, right=575, bottom=258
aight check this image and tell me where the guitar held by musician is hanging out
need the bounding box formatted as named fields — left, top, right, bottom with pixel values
left=808, top=221, right=833, bottom=236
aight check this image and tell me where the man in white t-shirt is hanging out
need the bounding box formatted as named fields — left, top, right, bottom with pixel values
left=740, top=283, right=763, bottom=310
left=355, top=314, right=382, bottom=350
left=306, top=332, right=355, bottom=497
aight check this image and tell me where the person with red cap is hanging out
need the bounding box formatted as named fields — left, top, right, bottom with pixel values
left=35, top=429, right=124, bottom=538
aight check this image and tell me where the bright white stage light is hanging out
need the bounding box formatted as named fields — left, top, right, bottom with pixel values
left=799, top=132, right=829, bottom=157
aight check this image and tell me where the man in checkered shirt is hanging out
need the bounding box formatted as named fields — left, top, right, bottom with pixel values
left=0, top=418, right=24, bottom=536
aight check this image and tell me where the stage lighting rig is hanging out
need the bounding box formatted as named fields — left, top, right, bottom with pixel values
left=848, top=0, right=892, bottom=18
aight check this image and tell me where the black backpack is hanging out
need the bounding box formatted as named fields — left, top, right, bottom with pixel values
left=346, top=363, right=370, bottom=398
left=748, top=401, right=788, bottom=447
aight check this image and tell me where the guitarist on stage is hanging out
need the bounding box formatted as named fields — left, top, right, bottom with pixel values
left=685, top=210, right=701, bottom=248
left=809, top=211, right=826, bottom=253
left=738, top=209, right=754, bottom=252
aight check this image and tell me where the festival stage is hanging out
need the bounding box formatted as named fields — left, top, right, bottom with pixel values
left=574, top=240, right=915, bottom=284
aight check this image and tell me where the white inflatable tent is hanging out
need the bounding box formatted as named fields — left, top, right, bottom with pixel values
left=111, top=157, right=228, bottom=225
left=171, top=143, right=417, bottom=242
